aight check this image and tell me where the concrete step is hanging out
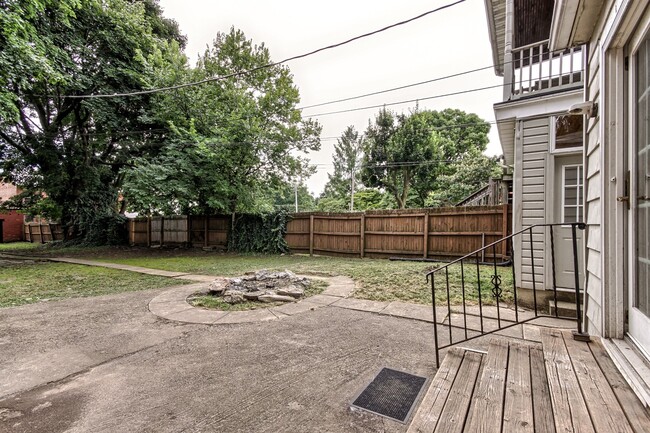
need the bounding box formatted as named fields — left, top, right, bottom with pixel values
left=548, top=300, right=578, bottom=319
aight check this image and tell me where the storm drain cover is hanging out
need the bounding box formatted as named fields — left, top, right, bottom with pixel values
left=351, top=368, right=427, bottom=423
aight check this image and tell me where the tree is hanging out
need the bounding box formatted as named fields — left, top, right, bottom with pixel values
left=315, top=196, right=347, bottom=212
left=123, top=28, right=321, bottom=218
left=0, top=0, right=185, bottom=242
left=321, top=126, right=363, bottom=210
left=272, top=181, right=316, bottom=212
left=361, top=108, right=442, bottom=208
left=411, top=109, right=491, bottom=206
left=426, top=150, right=502, bottom=206
left=361, top=108, right=491, bottom=209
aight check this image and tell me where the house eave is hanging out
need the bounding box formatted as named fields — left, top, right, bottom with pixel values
left=484, top=0, right=505, bottom=76
left=549, top=0, right=607, bottom=51
left=493, top=88, right=583, bottom=166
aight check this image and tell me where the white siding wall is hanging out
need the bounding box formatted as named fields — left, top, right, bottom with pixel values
left=583, top=6, right=607, bottom=337
left=519, top=118, right=548, bottom=290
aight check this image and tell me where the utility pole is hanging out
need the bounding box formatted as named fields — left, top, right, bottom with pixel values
left=294, top=182, right=299, bottom=212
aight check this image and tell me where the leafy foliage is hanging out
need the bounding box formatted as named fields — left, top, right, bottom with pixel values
left=426, top=150, right=502, bottom=206
left=0, top=0, right=184, bottom=243
left=227, top=210, right=289, bottom=254
left=361, top=108, right=495, bottom=209
left=321, top=125, right=363, bottom=210
left=272, top=182, right=316, bottom=212
left=124, top=28, right=321, bottom=216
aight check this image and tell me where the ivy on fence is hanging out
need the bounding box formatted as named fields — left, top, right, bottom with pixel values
left=228, top=210, right=289, bottom=254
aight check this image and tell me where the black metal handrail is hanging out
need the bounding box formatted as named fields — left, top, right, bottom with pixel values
left=428, top=222, right=586, bottom=367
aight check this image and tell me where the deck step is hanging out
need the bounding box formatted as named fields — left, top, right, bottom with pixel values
left=464, top=340, right=508, bottom=432
left=406, top=348, right=483, bottom=433
left=407, top=330, right=650, bottom=432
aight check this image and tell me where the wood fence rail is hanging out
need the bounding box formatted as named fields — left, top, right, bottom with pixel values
left=127, top=205, right=512, bottom=260
left=23, top=222, right=64, bottom=243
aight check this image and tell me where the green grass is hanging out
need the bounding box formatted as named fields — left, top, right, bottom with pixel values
left=0, top=242, right=44, bottom=252
left=189, top=279, right=328, bottom=311
left=0, top=262, right=192, bottom=308
left=87, top=252, right=514, bottom=306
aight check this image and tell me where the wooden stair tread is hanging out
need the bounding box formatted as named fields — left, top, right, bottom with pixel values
left=408, top=330, right=650, bottom=433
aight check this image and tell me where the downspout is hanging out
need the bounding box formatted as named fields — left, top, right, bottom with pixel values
left=503, top=0, right=515, bottom=101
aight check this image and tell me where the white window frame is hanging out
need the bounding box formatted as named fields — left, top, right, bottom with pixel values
left=550, top=114, right=584, bottom=154
left=561, top=163, right=584, bottom=223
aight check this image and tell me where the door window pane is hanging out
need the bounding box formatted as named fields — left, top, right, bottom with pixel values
left=563, top=165, right=583, bottom=223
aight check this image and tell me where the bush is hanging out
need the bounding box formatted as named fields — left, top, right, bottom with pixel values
left=227, top=210, right=289, bottom=254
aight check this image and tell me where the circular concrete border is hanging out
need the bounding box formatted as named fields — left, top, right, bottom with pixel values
left=148, top=275, right=355, bottom=325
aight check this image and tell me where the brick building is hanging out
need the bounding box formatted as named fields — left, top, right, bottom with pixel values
left=0, top=182, right=24, bottom=242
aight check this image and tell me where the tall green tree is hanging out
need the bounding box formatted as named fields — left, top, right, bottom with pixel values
left=322, top=125, right=363, bottom=210
left=426, top=150, right=502, bottom=206
left=361, top=108, right=443, bottom=208
left=123, top=28, right=321, bottom=217
left=361, top=108, right=492, bottom=209
left=0, top=0, right=185, bottom=242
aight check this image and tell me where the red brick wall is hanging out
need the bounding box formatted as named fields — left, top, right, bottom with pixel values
left=0, top=210, right=24, bottom=242
left=0, top=183, right=21, bottom=201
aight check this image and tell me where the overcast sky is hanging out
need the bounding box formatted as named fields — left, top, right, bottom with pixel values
left=157, top=0, right=503, bottom=195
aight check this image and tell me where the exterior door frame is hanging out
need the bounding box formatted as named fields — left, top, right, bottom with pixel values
left=625, top=12, right=650, bottom=356
left=601, top=0, right=650, bottom=339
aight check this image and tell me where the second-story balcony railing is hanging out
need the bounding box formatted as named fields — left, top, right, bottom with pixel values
left=508, top=39, right=584, bottom=100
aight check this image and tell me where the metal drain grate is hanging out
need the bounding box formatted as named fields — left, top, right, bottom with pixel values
left=351, top=368, right=427, bottom=423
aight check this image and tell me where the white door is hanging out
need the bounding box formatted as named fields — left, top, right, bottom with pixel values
left=628, top=29, right=650, bottom=355
left=554, top=155, right=584, bottom=289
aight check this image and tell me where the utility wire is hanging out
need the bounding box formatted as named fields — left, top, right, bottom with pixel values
left=303, top=83, right=505, bottom=116
left=303, top=69, right=584, bottom=117
left=60, top=0, right=465, bottom=99
left=297, top=47, right=583, bottom=110
left=297, top=64, right=496, bottom=110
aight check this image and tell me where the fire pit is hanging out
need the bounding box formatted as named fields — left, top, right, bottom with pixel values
left=206, top=270, right=312, bottom=304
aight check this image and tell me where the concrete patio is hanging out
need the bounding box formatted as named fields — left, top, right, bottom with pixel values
left=0, top=258, right=580, bottom=432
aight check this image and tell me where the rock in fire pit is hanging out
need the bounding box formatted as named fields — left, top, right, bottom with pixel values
left=207, top=270, right=311, bottom=304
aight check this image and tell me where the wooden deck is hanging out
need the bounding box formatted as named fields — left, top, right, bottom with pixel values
left=408, top=329, right=650, bottom=432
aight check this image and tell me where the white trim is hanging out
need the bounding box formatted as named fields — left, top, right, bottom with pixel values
left=560, top=164, right=584, bottom=223
left=627, top=22, right=650, bottom=355
left=549, top=114, right=585, bottom=154
left=602, top=337, right=650, bottom=407
left=494, top=89, right=583, bottom=120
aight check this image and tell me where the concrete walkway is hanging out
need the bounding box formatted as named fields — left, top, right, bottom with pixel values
left=8, top=254, right=449, bottom=325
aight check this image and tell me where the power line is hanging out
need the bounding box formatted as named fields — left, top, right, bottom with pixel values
left=61, top=0, right=465, bottom=99
left=303, top=69, right=584, bottom=117
left=297, top=47, right=584, bottom=111
left=297, top=64, right=495, bottom=110
left=303, top=83, right=505, bottom=117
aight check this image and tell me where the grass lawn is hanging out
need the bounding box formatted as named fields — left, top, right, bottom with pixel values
left=0, top=242, right=44, bottom=252
left=87, top=251, right=514, bottom=306
left=0, top=261, right=192, bottom=308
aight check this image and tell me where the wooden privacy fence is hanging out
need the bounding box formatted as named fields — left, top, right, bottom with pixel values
left=24, top=222, right=64, bottom=243
left=286, top=205, right=512, bottom=260
left=129, top=215, right=230, bottom=248
left=127, top=205, right=511, bottom=259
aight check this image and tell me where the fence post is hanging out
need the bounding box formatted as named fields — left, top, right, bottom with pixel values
left=160, top=216, right=165, bottom=247
left=360, top=214, right=365, bottom=258
left=309, top=214, right=314, bottom=257
left=40, top=222, right=45, bottom=244
left=27, top=223, right=32, bottom=243
left=186, top=215, right=191, bottom=246
left=423, top=213, right=429, bottom=258
left=204, top=215, right=209, bottom=247
left=146, top=217, right=151, bottom=247
left=501, top=204, right=508, bottom=258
